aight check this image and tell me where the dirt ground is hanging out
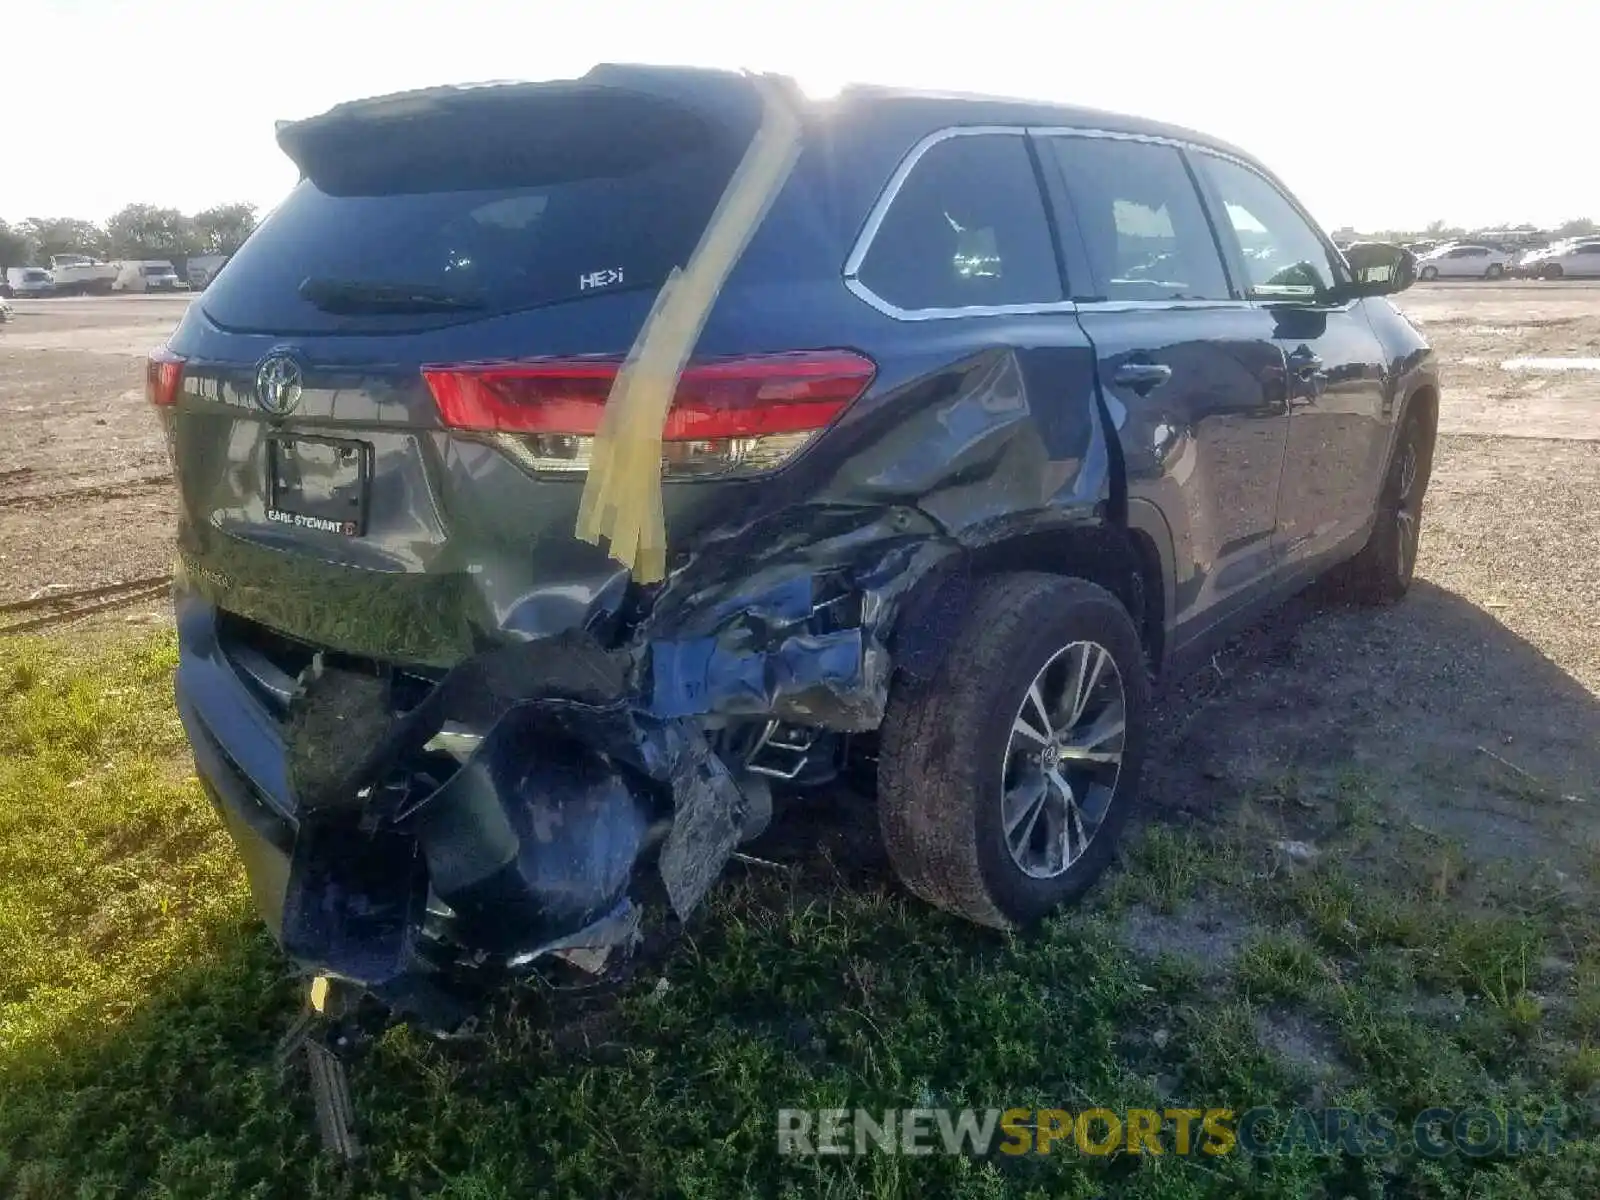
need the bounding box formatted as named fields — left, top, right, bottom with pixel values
left=1, top=285, right=1596, bottom=869
left=0, top=296, right=183, bottom=601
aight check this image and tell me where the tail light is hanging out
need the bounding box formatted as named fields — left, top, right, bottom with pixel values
left=146, top=346, right=185, bottom=407
left=422, top=350, right=875, bottom=477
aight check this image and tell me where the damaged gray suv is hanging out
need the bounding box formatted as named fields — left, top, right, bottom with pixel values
left=157, top=64, right=1436, bottom=1032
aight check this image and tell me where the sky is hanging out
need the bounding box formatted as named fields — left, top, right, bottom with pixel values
left=3, top=0, right=1595, bottom=234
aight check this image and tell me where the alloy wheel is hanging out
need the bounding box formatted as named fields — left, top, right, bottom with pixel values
left=1000, top=640, right=1127, bottom=879
left=1394, top=439, right=1421, bottom=580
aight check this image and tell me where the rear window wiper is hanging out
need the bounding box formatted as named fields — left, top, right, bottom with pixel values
left=299, top=277, right=486, bottom=314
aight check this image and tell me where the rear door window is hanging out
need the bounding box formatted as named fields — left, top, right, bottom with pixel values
left=202, top=88, right=745, bottom=333
left=853, top=132, right=1062, bottom=312
left=1045, top=136, right=1232, bottom=302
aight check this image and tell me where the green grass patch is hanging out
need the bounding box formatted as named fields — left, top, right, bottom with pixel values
left=1, top=632, right=1597, bottom=1197
left=1235, top=933, right=1325, bottom=1005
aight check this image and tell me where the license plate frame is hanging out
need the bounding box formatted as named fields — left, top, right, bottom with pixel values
left=265, top=435, right=372, bottom=538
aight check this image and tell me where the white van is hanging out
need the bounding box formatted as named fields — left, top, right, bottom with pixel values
left=4, top=266, right=56, bottom=297
left=113, top=260, right=186, bottom=293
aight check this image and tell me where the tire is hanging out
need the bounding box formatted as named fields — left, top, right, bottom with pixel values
left=1542, top=263, right=1564, bottom=280
left=877, top=573, right=1150, bottom=929
left=1334, top=403, right=1433, bottom=605
left=1418, top=265, right=1438, bottom=281
left=1485, top=263, right=1504, bottom=280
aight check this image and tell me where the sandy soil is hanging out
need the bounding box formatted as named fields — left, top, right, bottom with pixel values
left=1403, top=282, right=1600, bottom=440
left=0, top=296, right=185, bottom=603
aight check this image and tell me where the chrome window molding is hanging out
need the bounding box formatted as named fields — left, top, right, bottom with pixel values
left=844, top=277, right=1079, bottom=321
left=842, top=121, right=1353, bottom=320
left=1073, top=298, right=1253, bottom=313
left=842, top=126, right=1075, bottom=321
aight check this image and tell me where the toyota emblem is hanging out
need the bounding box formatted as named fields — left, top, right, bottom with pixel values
left=255, top=353, right=304, bottom=417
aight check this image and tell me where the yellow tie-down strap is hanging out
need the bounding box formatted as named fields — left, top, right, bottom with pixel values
left=574, top=75, right=804, bottom=583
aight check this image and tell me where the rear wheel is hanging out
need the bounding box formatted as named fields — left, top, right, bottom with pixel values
left=1418, top=265, right=1439, bottom=281
left=877, top=573, right=1149, bottom=929
left=1334, top=404, right=1432, bottom=604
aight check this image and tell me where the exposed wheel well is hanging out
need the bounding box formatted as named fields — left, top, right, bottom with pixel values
left=887, top=522, right=1167, bottom=684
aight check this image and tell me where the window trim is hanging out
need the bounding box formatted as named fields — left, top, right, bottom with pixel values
left=842, top=126, right=1078, bottom=321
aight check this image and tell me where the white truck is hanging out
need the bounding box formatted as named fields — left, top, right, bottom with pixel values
left=47, top=254, right=118, bottom=295
left=112, top=260, right=185, bottom=293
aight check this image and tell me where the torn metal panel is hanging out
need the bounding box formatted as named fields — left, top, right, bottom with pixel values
left=656, top=722, right=748, bottom=919
left=282, top=821, right=428, bottom=988
left=402, top=707, right=656, bottom=953
left=270, top=623, right=750, bottom=1007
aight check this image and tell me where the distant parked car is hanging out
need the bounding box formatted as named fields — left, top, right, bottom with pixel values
left=113, top=260, right=187, bottom=293
left=1517, top=239, right=1600, bottom=279
left=4, top=266, right=56, bottom=297
left=1414, top=244, right=1510, bottom=280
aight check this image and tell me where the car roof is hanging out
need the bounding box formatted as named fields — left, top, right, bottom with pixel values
left=296, top=64, right=1274, bottom=181
left=828, top=81, right=1256, bottom=157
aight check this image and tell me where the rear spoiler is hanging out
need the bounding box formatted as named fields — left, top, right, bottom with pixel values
left=275, top=65, right=774, bottom=192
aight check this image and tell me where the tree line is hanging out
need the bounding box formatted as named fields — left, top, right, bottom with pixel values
left=0, top=203, right=259, bottom=271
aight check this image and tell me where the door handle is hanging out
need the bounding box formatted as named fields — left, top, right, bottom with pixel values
left=1287, top=347, right=1324, bottom=379
left=1112, top=362, right=1173, bottom=395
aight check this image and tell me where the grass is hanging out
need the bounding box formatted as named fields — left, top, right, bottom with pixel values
left=2, top=632, right=1599, bottom=1197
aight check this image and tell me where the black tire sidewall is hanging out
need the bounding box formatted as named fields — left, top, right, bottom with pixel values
left=1359, top=403, right=1429, bottom=597
left=968, top=588, right=1149, bottom=924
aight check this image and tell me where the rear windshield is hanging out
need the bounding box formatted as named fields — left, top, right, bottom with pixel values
left=202, top=87, right=744, bottom=334
left=142, top=265, right=172, bottom=276
left=23, top=270, right=49, bottom=281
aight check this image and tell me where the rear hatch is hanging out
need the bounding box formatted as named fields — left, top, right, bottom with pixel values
left=163, top=68, right=860, bottom=669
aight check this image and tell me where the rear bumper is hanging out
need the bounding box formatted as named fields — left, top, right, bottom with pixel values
left=175, top=595, right=298, bottom=934
left=174, top=589, right=747, bottom=1028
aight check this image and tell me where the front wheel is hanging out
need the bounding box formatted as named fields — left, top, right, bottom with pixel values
left=1542, top=263, right=1565, bottom=280
left=877, top=573, right=1150, bottom=929
left=1418, top=265, right=1439, bottom=281
left=1333, top=405, right=1432, bottom=604
left=1485, top=263, right=1504, bottom=280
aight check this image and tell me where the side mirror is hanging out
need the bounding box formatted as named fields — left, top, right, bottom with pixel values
left=1339, top=242, right=1418, bottom=297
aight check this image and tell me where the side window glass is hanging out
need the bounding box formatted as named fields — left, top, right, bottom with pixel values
left=855, top=134, right=1062, bottom=311
left=1196, top=154, right=1340, bottom=298
left=1048, top=137, right=1231, bottom=301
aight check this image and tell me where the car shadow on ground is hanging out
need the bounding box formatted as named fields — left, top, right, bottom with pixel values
left=1140, top=578, right=1599, bottom=880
